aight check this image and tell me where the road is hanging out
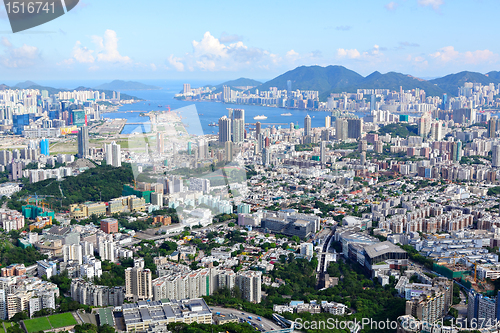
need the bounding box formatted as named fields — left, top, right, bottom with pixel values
left=317, top=226, right=336, bottom=288
left=210, top=306, right=281, bottom=332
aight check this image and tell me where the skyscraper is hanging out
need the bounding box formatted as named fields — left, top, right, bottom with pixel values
left=39, top=138, right=49, bottom=156
left=198, top=139, right=207, bottom=159
left=418, top=113, right=432, bottom=138
left=347, top=118, right=363, bottom=139
left=262, top=147, right=271, bottom=166
left=187, top=142, right=192, bottom=155
left=232, top=118, right=244, bottom=143
left=218, top=116, right=231, bottom=143
left=256, top=122, right=261, bottom=137
left=304, top=115, right=311, bottom=136
left=325, top=116, right=331, bottom=128
left=493, top=145, right=500, bottom=167
left=488, top=117, right=497, bottom=138
left=442, top=93, right=447, bottom=110
left=77, top=126, right=89, bottom=158
left=183, top=83, right=191, bottom=94
left=370, top=94, right=375, bottom=112
left=320, top=141, right=326, bottom=164
left=336, top=118, right=348, bottom=141
left=105, top=141, right=122, bottom=167
left=222, top=86, right=231, bottom=102
left=225, top=141, right=233, bottom=162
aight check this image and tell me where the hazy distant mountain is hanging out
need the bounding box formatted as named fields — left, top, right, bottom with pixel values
left=429, top=71, right=500, bottom=96
left=217, top=77, right=262, bottom=89
left=95, top=80, right=161, bottom=91
left=14, top=80, right=38, bottom=89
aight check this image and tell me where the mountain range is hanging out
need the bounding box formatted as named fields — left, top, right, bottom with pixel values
left=245, top=65, right=500, bottom=101
left=95, top=80, right=161, bottom=91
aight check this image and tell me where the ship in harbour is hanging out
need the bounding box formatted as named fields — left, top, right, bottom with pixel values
left=281, top=112, right=292, bottom=116
left=208, top=122, right=218, bottom=126
left=254, top=115, right=268, bottom=120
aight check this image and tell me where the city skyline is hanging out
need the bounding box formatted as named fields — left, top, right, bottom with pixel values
left=0, top=0, right=499, bottom=81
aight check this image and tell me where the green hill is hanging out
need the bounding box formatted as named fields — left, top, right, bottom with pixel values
left=251, top=66, right=500, bottom=101
left=256, top=65, right=363, bottom=95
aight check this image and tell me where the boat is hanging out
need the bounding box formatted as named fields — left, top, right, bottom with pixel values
left=208, top=122, right=218, bottom=126
left=281, top=112, right=292, bottom=116
left=254, top=115, right=268, bottom=120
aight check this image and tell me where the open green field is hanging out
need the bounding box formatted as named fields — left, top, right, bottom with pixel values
left=23, top=317, right=52, bottom=333
left=48, top=312, right=77, bottom=328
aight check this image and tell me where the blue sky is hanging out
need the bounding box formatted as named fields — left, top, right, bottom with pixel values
left=0, top=0, right=499, bottom=82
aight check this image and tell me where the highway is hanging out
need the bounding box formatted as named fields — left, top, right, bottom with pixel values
left=210, top=306, right=281, bottom=332
left=317, top=226, right=336, bottom=289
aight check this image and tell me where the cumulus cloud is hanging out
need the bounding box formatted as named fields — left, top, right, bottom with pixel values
left=418, top=0, right=444, bottom=12
left=62, top=29, right=131, bottom=67
left=385, top=2, right=398, bottom=11
left=168, top=55, right=185, bottom=72
left=420, top=46, right=499, bottom=69
left=337, top=48, right=361, bottom=59
left=430, top=46, right=459, bottom=62
left=0, top=38, right=40, bottom=68
left=72, top=41, right=95, bottom=63
left=168, top=31, right=284, bottom=72
left=93, top=30, right=131, bottom=63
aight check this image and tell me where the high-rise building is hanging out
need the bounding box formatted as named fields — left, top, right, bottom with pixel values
left=431, top=121, right=443, bottom=141
left=304, top=115, right=311, bottom=136
left=442, top=93, right=447, bottom=110
left=183, top=83, right=191, bottom=94
left=467, top=291, right=500, bottom=328
left=40, top=138, right=49, bottom=156
left=488, top=117, right=497, bottom=138
left=451, top=140, right=462, bottom=162
left=218, top=116, right=231, bottom=143
left=125, top=260, right=153, bottom=302
left=105, top=141, right=121, bottom=167
left=235, top=271, right=262, bottom=303
left=232, top=118, right=244, bottom=143
left=262, top=147, right=271, bottom=166
left=255, top=122, right=261, bottom=137
left=320, top=141, right=326, bottom=164
left=77, top=126, right=89, bottom=158
left=198, top=139, right=207, bottom=159
left=232, top=108, right=245, bottom=121
left=224, top=141, right=233, bottom=162
left=371, top=94, right=375, bottom=112
left=336, top=118, right=348, bottom=141
left=287, top=80, right=292, bottom=96
left=222, top=86, right=231, bottom=102
left=375, top=140, right=384, bottom=154
left=62, top=244, right=82, bottom=265
left=418, top=113, right=431, bottom=138
left=325, top=116, right=331, bottom=128
left=187, top=142, right=192, bottom=155
left=347, top=118, right=363, bottom=139
left=493, top=145, right=500, bottom=167
left=358, top=140, right=367, bottom=152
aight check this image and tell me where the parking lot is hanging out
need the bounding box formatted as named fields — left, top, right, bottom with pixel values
left=210, top=306, right=282, bottom=332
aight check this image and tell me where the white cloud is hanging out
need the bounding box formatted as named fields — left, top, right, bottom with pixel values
left=94, top=30, right=131, bottom=63
left=150, top=63, right=157, bottom=71
left=169, top=31, right=285, bottom=72
left=385, top=2, right=399, bottom=11
left=337, top=48, right=361, bottom=59
left=430, top=46, right=460, bottom=62
left=72, top=41, right=95, bottom=63
left=168, top=55, right=185, bottom=72
left=464, top=50, right=498, bottom=64
left=0, top=38, right=40, bottom=68
left=418, top=0, right=444, bottom=12
left=62, top=29, right=131, bottom=67
left=219, top=32, right=242, bottom=43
